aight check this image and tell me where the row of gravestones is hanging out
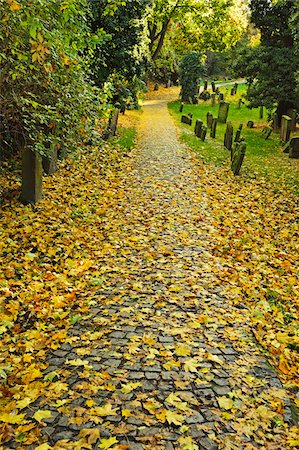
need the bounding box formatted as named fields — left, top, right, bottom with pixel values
left=260, top=110, right=298, bottom=158
left=181, top=104, right=246, bottom=175
left=20, top=109, right=120, bottom=204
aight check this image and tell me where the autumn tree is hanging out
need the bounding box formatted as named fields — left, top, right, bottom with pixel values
left=234, top=0, right=299, bottom=120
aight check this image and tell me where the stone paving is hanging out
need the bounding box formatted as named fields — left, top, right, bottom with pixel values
left=5, top=91, right=294, bottom=449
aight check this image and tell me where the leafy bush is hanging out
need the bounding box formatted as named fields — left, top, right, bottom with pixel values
left=0, top=0, right=107, bottom=160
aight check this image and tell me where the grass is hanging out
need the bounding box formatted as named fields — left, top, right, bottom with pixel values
left=169, top=83, right=299, bottom=195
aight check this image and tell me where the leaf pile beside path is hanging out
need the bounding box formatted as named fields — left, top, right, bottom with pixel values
left=0, top=141, right=132, bottom=445
left=197, top=161, right=299, bottom=391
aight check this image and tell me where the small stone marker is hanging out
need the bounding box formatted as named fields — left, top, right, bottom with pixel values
left=194, top=119, right=203, bottom=137
left=206, top=112, right=213, bottom=129
left=20, top=147, right=43, bottom=204
left=181, top=115, right=192, bottom=125
left=179, top=103, right=184, bottom=113
left=259, top=106, right=264, bottom=119
left=211, top=93, right=216, bottom=107
left=218, top=93, right=224, bottom=103
left=261, top=126, right=273, bottom=140
left=247, top=120, right=254, bottom=128
left=234, top=82, right=238, bottom=93
left=210, top=118, right=217, bottom=138
left=287, top=108, right=297, bottom=131
left=237, top=99, right=242, bottom=110
left=231, top=141, right=246, bottom=175
left=224, top=121, right=234, bottom=150
left=230, top=87, right=235, bottom=96
left=204, top=80, right=208, bottom=90
left=273, top=113, right=279, bottom=131
left=234, top=124, right=243, bottom=142
left=201, top=126, right=207, bottom=142
left=289, top=137, right=299, bottom=158
left=218, top=101, right=230, bottom=123
left=280, top=115, right=292, bottom=142
left=211, top=81, right=216, bottom=92
left=42, top=145, right=58, bottom=175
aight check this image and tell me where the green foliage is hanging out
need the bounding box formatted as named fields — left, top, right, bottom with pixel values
left=234, top=0, right=298, bottom=112
left=0, top=0, right=107, bottom=159
left=179, top=52, right=204, bottom=103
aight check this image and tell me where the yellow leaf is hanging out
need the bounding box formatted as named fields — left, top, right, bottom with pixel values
left=33, top=410, right=52, bottom=423
left=122, top=409, right=131, bottom=418
left=184, top=359, right=199, bottom=373
left=163, top=360, right=180, bottom=370
left=10, top=1, right=21, bottom=10
left=178, top=436, right=199, bottom=450
left=15, top=397, right=32, bottom=410
left=121, top=382, right=142, bottom=394
left=99, top=437, right=118, bottom=449
left=165, top=409, right=184, bottom=426
left=0, top=412, right=25, bottom=424
left=86, top=399, right=96, bottom=408
left=66, top=359, right=92, bottom=368
left=93, top=404, right=118, bottom=417
left=175, top=344, right=191, bottom=356
left=79, top=428, right=100, bottom=444
left=206, top=353, right=223, bottom=365
left=217, top=396, right=234, bottom=410
left=35, top=444, right=52, bottom=450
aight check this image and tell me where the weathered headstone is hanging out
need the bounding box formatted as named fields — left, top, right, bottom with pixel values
left=218, top=101, right=230, bottom=123
left=211, top=81, right=216, bottom=92
left=216, top=87, right=220, bottom=95
left=204, top=80, right=208, bottom=90
left=210, top=118, right=217, bottom=138
left=224, top=121, right=234, bottom=150
left=20, top=147, right=43, bottom=204
left=211, top=93, right=216, bottom=107
left=42, top=145, right=58, bottom=175
left=201, top=126, right=207, bottom=142
left=218, top=93, right=224, bottom=103
left=231, top=141, right=246, bottom=175
left=206, top=112, right=213, bottom=129
left=234, top=124, right=243, bottom=142
left=280, top=115, right=292, bottom=142
left=181, top=115, right=192, bottom=125
left=287, top=108, right=297, bottom=131
left=259, top=106, right=264, bottom=119
left=179, top=103, right=184, bottom=113
left=230, top=88, right=235, bottom=96
left=273, top=113, right=279, bottom=131
left=247, top=120, right=254, bottom=128
left=234, top=83, right=238, bottom=93
left=261, top=126, right=273, bottom=140
left=237, top=99, right=242, bottom=110
left=194, top=119, right=203, bottom=137
left=289, top=137, right=299, bottom=158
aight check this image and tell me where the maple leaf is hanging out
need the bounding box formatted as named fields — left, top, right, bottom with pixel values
left=165, top=409, right=184, bottom=426
left=0, top=412, right=26, bottom=424
left=206, top=353, right=223, bottom=365
left=217, top=396, right=234, bottom=410
left=175, top=344, right=191, bottom=356
left=184, top=359, right=199, bottom=372
left=33, top=410, right=52, bottom=423
left=79, top=428, right=100, bottom=444
left=122, top=409, right=131, bottom=418
left=121, top=382, right=142, bottom=394
left=178, top=436, right=199, bottom=450
left=93, top=404, right=118, bottom=417
left=163, top=360, right=181, bottom=370
left=99, top=437, right=118, bottom=449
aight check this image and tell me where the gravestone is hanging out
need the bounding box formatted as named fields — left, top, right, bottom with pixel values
left=237, top=99, right=242, bottom=110
left=179, top=103, right=184, bottom=113
left=261, top=126, right=273, bottom=140
left=181, top=115, right=192, bottom=125
left=234, top=83, right=238, bottom=93
left=218, top=102, right=230, bottom=123
left=287, top=108, right=296, bottom=131
left=234, top=124, right=243, bottom=142
left=210, top=118, right=217, bottom=138
left=201, top=126, right=207, bottom=142
left=206, top=112, right=213, bottom=129
left=259, top=106, right=264, bottom=119
left=218, top=93, right=224, bottom=103
left=120, top=104, right=126, bottom=115
left=289, top=137, right=299, bottom=158
left=194, top=119, right=203, bottom=137
left=154, top=83, right=159, bottom=91
left=230, top=88, right=235, bottom=96
left=224, top=121, right=234, bottom=150
left=231, top=141, right=246, bottom=175
left=42, top=145, right=58, bottom=175
left=280, top=115, right=292, bottom=142
left=211, top=81, right=216, bottom=92
left=273, top=113, right=279, bottom=131
left=215, top=87, right=220, bottom=95
left=204, top=80, right=208, bottom=90
left=211, top=93, right=216, bottom=107
left=20, top=147, right=43, bottom=204
left=247, top=121, right=254, bottom=128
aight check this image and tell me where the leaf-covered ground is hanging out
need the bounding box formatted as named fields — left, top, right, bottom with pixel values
left=0, top=89, right=298, bottom=449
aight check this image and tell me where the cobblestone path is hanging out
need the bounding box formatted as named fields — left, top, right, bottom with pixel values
left=8, top=91, right=294, bottom=449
